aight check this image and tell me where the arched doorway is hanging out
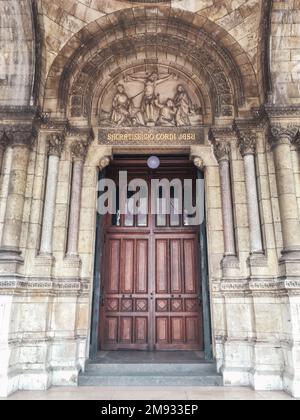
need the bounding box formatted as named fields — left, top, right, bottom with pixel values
left=94, top=155, right=209, bottom=354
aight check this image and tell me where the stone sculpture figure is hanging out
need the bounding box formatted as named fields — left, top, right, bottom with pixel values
left=174, top=85, right=193, bottom=127
left=155, top=98, right=176, bottom=126
left=110, top=84, right=132, bottom=126
left=127, top=72, right=174, bottom=125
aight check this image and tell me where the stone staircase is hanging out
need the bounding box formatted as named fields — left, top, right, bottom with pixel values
left=79, top=362, right=223, bottom=387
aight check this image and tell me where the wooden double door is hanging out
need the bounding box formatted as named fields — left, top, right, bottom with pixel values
left=99, top=157, right=203, bottom=351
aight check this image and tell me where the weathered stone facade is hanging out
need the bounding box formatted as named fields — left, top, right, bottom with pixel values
left=0, top=0, right=300, bottom=398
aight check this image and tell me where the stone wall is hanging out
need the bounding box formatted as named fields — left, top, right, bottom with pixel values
left=271, top=0, right=300, bottom=105
left=0, top=0, right=35, bottom=106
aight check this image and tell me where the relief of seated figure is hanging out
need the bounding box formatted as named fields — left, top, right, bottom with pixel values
left=155, top=97, right=176, bottom=126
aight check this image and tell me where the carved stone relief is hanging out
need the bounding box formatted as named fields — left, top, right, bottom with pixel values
left=98, top=70, right=203, bottom=128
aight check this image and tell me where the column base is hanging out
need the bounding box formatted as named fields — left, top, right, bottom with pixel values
left=0, top=247, right=24, bottom=275
left=279, top=248, right=300, bottom=277
left=63, top=255, right=82, bottom=276
left=221, top=255, right=240, bottom=278
left=248, top=252, right=268, bottom=268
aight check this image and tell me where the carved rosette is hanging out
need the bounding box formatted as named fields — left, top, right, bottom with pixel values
left=99, top=156, right=111, bottom=171
left=237, top=130, right=257, bottom=156
left=47, top=133, right=65, bottom=157
left=269, top=125, right=299, bottom=149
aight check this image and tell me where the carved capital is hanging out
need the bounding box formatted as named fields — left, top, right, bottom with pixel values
left=209, top=127, right=233, bottom=163
left=47, top=133, right=65, bottom=157
left=237, top=130, right=257, bottom=156
left=70, top=140, right=90, bottom=161
left=99, top=156, right=111, bottom=171
left=212, top=141, right=231, bottom=163
left=1, top=126, right=37, bottom=149
left=269, top=125, right=299, bottom=148
left=292, top=130, right=300, bottom=148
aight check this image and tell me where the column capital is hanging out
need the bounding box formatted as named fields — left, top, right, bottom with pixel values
left=237, top=130, right=257, bottom=157
left=269, top=125, right=299, bottom=148
left=209, top=127, right=234, bottom=163
left=70, top=140, right=89, bottom=162
left=1, top=125, right=37, bottom=149
left=212, top=141, right=231, bottom=163
left=47, top=132, right=65, bottom=157
left=69, top=128, right=94, bottom=162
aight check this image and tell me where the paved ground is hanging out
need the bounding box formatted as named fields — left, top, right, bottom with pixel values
left=1, top=387, right=295, bottom=400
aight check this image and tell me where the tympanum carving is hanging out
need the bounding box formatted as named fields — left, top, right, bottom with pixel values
left=99, top=71, right=203, bottom=128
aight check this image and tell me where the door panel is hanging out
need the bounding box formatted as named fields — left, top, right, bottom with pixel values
left=101, top=235, right=151, bottom=350
left=154, top=235, right=202, bottom=350
left=99, top=158, right=204, bottom=352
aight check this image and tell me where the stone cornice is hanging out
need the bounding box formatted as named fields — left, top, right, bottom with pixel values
left=265, top=104, right=300, bottom=119
left=0, top=105, right=37, bottom=122
left=209, top=126, right=235, bottom=142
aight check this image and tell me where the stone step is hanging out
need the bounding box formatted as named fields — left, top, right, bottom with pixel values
left=79, top=374, right=223, bottom=387
left=79, top=362, right=223, bottom=387
left=85, top=363, right=218, bottom=376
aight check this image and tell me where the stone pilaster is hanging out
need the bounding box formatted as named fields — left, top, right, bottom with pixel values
left=237, top=129, right=265, bottom=263
left=210, top=129, right=239, bottom=272
left=269, top=125, right=300, bottom=273
left=0, top=126, right=36, bottom=272
left=39, top=132, right=65, bottom=257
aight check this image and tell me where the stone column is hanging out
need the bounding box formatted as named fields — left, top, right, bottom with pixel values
left=0, top=127, right=34, bottom=261
left=213, top=141, right=237, bottom=263
left=39, top=133, right=65, bottom=256
left=237, top=131, right=264, bottom=256
left=66, top=140, right=89, bottom=258
left=270, top=126, right=300, bottom=260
